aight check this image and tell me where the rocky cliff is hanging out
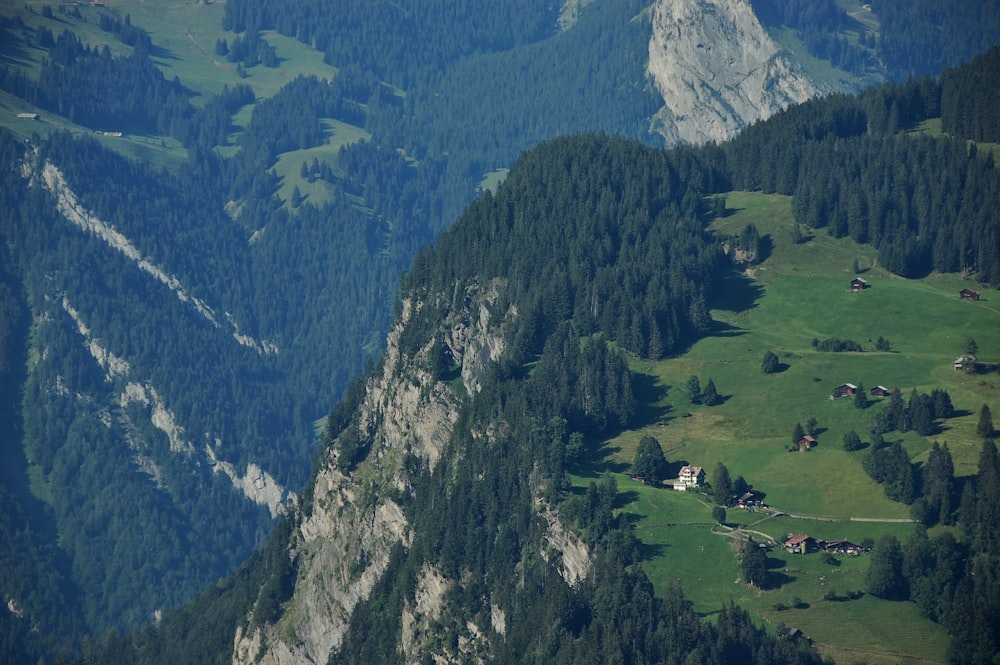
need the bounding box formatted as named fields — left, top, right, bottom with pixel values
left=232, top=280, right=591, bottom=664
left=646, top=0, right=821, bottom=145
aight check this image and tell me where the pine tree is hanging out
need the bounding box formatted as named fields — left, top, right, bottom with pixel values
left=712, top=463, right=733, bottom=506
left=712, top=506, right=726, bottom=525
left=854, top=381, right=869, bottom=409
left=741, top=539, right=768, bottom=588
left=702, top=378, right=719, bottom=406
left=866, top=534, right=907, bottom=599
left=843, top=430, right=863, bottom=451
left=632, top=436, right=667, bottom=483
left=978, top=404, right=994, bottom=439
left=792, top=422, right=805, bottom=446
left=685, top=375, right=701, bottom=405
left=761, top=351, right=779, bottom=374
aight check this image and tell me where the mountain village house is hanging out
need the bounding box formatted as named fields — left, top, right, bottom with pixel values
left=797, top=435, right=816, bottom=451
left=850, top=277, right=867, bottom=292
left=959, top=288, right=980, bottom=301
left=737, top=489, right=766, bottom=509
left=824, top=539, right=864, bottom=555
left=834, top=383, right=857, bottom=397
left=955, top=354, right=976, bottom=371
left=870, top=385, right=890, bottom=397
left=672, top=465, right=704, bottom=491
left=783, top=535, right=866, bottom=556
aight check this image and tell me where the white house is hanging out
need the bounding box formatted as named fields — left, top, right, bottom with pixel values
left=673, top=465, right=704, bottom=491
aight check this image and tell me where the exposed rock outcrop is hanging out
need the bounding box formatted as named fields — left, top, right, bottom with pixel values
left=233, top=279, right=590, bottom=664
left=647, top=0, right=820, bottom=145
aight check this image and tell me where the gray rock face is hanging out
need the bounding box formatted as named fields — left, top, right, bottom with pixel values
left=647, top=0, right=821, bottom=145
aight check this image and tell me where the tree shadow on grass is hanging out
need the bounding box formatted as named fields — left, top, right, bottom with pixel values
left=763, top=569, right=797, bottom=591
left=638, top=540, right=668, bottom=561
left=712, top=271, right=765, bottom=314
left=629, top=372, right=671, bottom=428
left=572, top=441, right=629, bottom=478
left=761, top=555, right=798, bottom=590
left=613, top=490, right=640, bottom=510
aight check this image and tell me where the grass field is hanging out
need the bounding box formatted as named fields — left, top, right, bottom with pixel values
left=582, top=191, right=998, bottom=663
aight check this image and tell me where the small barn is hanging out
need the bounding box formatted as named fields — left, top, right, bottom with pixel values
left=797, top=435, right=816, bottom=451
left=870, top=385, right=890, bottom=398
left=850, top=277, right=867, bottom=292
left=960, top=288, right=980, bottom=301
left=784, top=534, right=817, bottom=554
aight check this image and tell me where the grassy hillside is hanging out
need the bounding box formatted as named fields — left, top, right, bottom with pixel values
left=588, top=191, right=998, bottom=663
left=0, top=0, right=348, bottom=169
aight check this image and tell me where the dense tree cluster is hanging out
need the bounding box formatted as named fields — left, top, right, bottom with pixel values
left=871, top=0, right=1000, bottom=79
left=222, top=0, right=559, bottom=90
left=812, top=337, right=863, bottom=352
left=406, top=135, right=723, bottom=360
left=940, top=47, right=1000, bottom=143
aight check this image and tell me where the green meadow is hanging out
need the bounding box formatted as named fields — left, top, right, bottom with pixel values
left=588, top=191, right=998, bottom=663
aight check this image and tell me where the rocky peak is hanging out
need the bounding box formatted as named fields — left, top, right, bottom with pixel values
left=646, top=0, right=821, bottom=145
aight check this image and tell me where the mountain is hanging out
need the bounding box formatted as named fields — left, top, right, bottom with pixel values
left=1, top=0, right=999, bottom=660
left=121, top=57, right=999, bottom=662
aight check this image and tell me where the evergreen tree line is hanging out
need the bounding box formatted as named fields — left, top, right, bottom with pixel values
left=863, top=440, right=1000, bottom=664
left=939, top=46, right=1000, bottom=143
left=720, top=55, right=1000, bottom=284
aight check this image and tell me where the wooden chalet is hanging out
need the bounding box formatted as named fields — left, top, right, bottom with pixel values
left=834, top=383, right=857, bottom=397
left=797, top=435, right=816, bottom=451
left=824, top=539, right=864, bottom=555
left=737, top=489, right=765, bottom=509
left=850, top=277, right=867, bottom=292
left=960, top=288, right=980, bottom=301
left=784, top=534, right=817, bottom=554
left=870, top=385, right=890, bottom=398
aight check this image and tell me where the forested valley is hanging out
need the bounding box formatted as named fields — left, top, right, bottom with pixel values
left=1, top=1, right=999, bottom=662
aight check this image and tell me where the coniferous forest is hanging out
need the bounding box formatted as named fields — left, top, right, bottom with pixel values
left=1, top=1, right=1000, bottom=663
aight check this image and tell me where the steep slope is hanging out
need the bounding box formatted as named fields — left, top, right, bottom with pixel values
left=229, top=135, right=733, bottom=664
